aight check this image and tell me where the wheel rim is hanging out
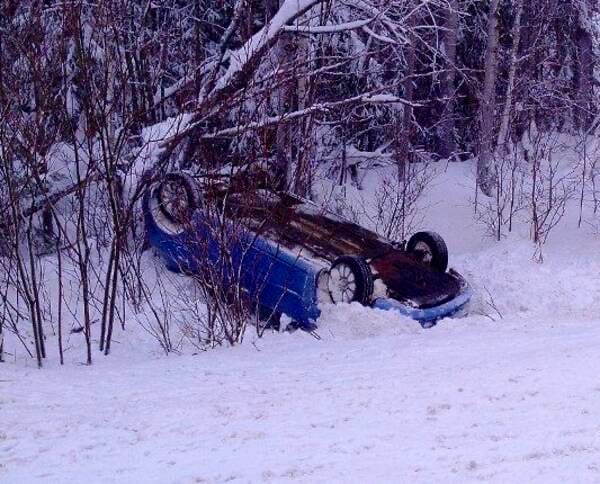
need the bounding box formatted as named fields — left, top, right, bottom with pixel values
left=159, top=180, right=191, bottom=224
left=328, top=263, right=357, bottom=303
left=414, top=241, right=433, bottom=264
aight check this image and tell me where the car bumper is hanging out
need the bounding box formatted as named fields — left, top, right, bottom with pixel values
left=371, top=285, right=473, bottom=323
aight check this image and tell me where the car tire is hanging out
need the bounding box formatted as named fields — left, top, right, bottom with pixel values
left=407, top=231, right=448, bottom=272
left=156, top=172, right=201, bottom=226
left=328, top=255, right=374, bottom=305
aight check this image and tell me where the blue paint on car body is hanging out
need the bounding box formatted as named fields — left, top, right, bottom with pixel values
left=372, top=285, right=473, bottom=322
left=143, top=191, right=322, bottom=326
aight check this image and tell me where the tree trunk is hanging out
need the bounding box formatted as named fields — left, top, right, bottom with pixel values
left=268, top=0, right=296, bottom=190
left=477, top=0, right=500, bottom=196
left=293, top=35, right=314, bottom=197
left=439, top=0, right=459, bottom=160
left=194, top=0, right=204, bottom=95
left=496, top=0, right=523, bottom=154
left=572, top=3, right=594, bottom=131
left=397, top=14, right=417, bottom=180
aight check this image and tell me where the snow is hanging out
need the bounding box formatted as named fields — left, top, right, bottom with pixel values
left=2, top=156, right=600, bottom=483
left=361, top=94, right=407, bottom=104
left=4, top=318, right=600, bottom=483
left=282, top=18, right=374, bottom=34
left=214, top=0, right=321, bottom=93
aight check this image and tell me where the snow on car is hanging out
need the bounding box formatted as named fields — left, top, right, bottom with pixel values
left=143, top=172, right=472, bottom=329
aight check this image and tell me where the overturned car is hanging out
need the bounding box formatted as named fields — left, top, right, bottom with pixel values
left=143, top=172, right=472, bottom=330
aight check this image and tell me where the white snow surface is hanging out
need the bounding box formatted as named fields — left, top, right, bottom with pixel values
left=2, top=158, right=600, bottom=483
left=4, top=317, right=600, bottom=483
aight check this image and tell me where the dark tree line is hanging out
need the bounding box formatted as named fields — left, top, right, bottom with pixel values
left=1, top=1, right=597, bottom=194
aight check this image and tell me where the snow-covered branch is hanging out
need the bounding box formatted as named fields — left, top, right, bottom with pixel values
left=282, top=18, right=374, bottom=34
left=202, top=93, right=416, bottom=139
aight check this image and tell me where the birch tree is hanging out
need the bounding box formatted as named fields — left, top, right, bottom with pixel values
left=477, top=0, right=501, bottom=196
left=496, top=0, right=523, bottom=155
left=439, top=0, right=460, bottom=160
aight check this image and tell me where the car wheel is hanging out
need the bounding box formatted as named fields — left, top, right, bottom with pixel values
left=156, top=172, right=201, bottom=227
left=407, top=231, right=448, bottom=272
left=328, top=256, right=374, bottom=305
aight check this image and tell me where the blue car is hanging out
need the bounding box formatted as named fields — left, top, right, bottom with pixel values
left=143, top=172, right=472, bottom=330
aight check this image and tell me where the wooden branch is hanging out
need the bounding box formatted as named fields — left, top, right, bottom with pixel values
left=18, top=172, right=101, bottom=220
left=202, top=91, right=418, bottom=139
left=157, top=0, right=324, bottom=161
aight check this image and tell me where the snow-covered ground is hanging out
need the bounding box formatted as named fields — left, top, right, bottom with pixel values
left=4, top=316, right=600, bottom=483
left=2, top=158, right=600, bottom=483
